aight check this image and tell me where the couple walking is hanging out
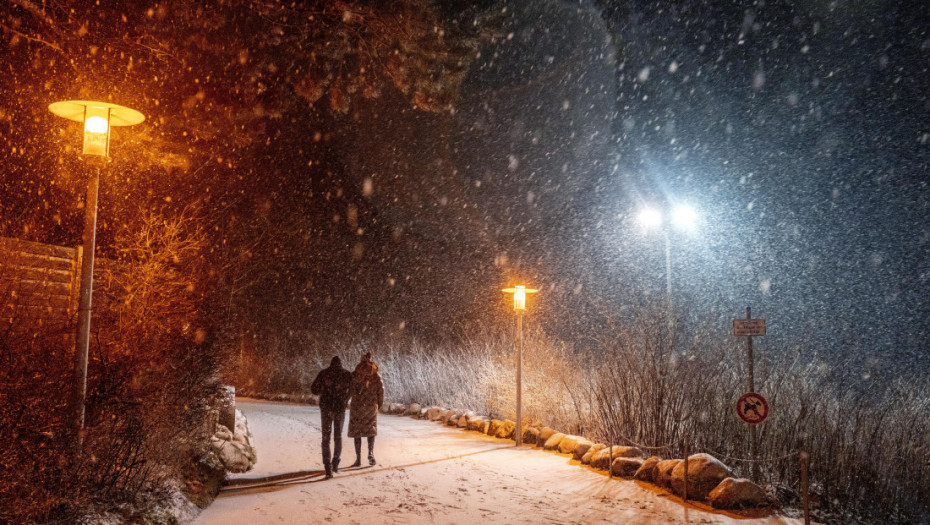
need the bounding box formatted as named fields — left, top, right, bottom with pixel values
left=310, top=352, right=384, bottom=479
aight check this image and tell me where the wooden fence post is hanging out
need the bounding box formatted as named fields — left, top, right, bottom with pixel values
left=682, top=437, right=689, bottom=503
left=800, top=450, right=810, bottom=525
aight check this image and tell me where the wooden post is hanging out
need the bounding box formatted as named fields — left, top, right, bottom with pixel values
left=800, top=450, right=810, bottom=525
left=608, top=441, right=613, bottom=479
left=682, top=438, right=689, bottom=502
left=746, top=306, right=759, bottom=481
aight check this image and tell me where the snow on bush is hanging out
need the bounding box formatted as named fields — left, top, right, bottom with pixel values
left=210, top=409, right=257, bottom=473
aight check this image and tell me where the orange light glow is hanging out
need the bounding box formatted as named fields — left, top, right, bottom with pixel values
left=84, top=115, right=109, bottom=134
left=502, top=285, right=538, bottom=312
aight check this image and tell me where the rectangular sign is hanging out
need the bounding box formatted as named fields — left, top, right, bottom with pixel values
left=733, top=318, right=766, bottom=337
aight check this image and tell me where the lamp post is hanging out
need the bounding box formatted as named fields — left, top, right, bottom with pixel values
left=502, top=284, right=538, bottom=446
left=637, top=205, right=697, bottom=329
left=49, top=100, right=144, bottom=452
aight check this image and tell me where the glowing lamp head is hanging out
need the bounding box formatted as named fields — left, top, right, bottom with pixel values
left=84, top=115, right=109, bottom=134
left=503, top=285, right=539, bottom=312
left=514, top=285, right=526, bottom=310
left=671, top=205, right=698, bottom=230
left=81, top=106, right=112, bottom=157
left=638, top=208, right=663, bottom=229
left=82, top=110, right=111, bottom=156
left=49, top=100, right=144, bottom=158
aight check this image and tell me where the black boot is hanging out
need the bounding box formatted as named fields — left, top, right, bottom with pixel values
left=350, top=438, right=362, bottom=467
left=324, top=462, right=333, bottom=479
left=368, top=436, right=376, bottom=466
left=332, top=458, right=340, bottom=473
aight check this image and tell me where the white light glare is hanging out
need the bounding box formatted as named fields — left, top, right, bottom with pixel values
left=638, top=208, right=663, bottom=229
left=672, top=205, right=697, bottom=229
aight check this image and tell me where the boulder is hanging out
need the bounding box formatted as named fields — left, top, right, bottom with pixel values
left=708, top=478, right=769, bottom=509
left=522, top=427, right=540, bottom=445
left=467, top=418, right=491, bottom=434
left=487, top=420, right=505, bottom=437
left=670, top=454, right=733, bottom=501
left=655, top=459, right=682, bottom=488
left=419, top=407, right=429, bottom=419
left=454, top=411, right=474, bottom=428
left=210, top=409, right=256, bottom=473
left=558, top=435, right=591, bottom=455
left=572, top=440, right=595, bottom=461
left=634, top=456, right=660, bottom=482
left=581, top=444, right=605, bottom=465
left=611, top=457, right=644, bottom=478
left=446, top=413, right=461, bottom=426
left=389, top=403, right=406, bottom=415
left=536, top=427, right=558, bottom=446
left=590, top=446, right=643, bottom=470
left=495, top=420, right=516, bottom=439
left=543, top=432, right=566, bottom=451
left=426, top=407, right=444, bottom=421
left=406, top=403, right=422, bottom=416
left=441, top=410, right=457, bottom=424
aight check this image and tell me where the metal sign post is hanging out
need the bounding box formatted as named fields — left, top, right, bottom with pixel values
left=733, top=306, right=767, bottom=480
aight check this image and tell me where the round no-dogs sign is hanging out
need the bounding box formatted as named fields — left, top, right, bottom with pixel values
left=736, top=392, right=769, bottom=425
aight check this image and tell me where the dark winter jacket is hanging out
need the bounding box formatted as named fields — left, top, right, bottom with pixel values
left=310, top=356, right=353, bottom=412
left=348, top=359, right=384, bottom=438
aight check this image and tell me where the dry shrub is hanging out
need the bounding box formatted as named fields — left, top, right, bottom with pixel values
left=367, top=308, right=929, bottom=523
left=234, top=305, right=929, bottom=523
left=0, top=210, right=225, bottom=523
left=0, top=321, right=76, bottom=524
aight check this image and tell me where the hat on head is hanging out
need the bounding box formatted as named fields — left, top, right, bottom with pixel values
left=330, top=356, right=341, bottom=367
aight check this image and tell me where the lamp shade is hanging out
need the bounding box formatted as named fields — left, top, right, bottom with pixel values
left=49, top=100, right=144, bottom=157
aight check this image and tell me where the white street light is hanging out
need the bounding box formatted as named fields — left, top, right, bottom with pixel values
left=636, top=204, right=699, bottom=329
left=638, top=207, right=663, bottom=229
left=672, top=205, right=697, bottom=230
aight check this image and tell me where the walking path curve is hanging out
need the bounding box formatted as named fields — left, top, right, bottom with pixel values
left=192, top=399, right=806, bottom=525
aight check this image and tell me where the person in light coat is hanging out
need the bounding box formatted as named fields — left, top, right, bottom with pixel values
left=347, top=352, right=384, bottom=466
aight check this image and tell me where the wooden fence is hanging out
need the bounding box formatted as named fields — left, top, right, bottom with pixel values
left=0, top=236, right=81, bottom=337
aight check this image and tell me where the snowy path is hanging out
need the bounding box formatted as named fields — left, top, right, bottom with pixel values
left=192, top=399, right=804, bottom=525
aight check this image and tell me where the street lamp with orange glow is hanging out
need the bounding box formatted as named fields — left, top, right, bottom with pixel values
left=49, top=100, right=144, bottom=451
left=502, top=284, right=538, bottom=446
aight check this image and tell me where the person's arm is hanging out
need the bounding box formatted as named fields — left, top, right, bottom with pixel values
left=342, top=371, right=353, bottom=402
left=376, top=375, right=384, bottom=410
left=310, top=370, right=324, bottom=396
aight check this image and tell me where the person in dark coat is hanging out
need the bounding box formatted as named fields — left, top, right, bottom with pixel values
left=310, top=356, right=353, bottom=478
left=348, top=352, right=384, bottom=466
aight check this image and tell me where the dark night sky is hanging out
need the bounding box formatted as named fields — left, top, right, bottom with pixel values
left=1, top=0, right=928, bottom=377
left=345, top=0, right=930, bottom=376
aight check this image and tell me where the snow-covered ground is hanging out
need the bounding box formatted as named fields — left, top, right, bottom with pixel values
left=192, top=399, right=806, bottom=525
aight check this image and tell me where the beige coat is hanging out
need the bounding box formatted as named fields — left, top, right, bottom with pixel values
left=348, top=361, right=384, bottom=438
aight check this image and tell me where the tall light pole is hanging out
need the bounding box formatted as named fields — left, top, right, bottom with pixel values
left=502, top=284, right=538, bottom=447
left=49, top=100, right=144, bottom=452
left=637, top=204, right=697, bottom=329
